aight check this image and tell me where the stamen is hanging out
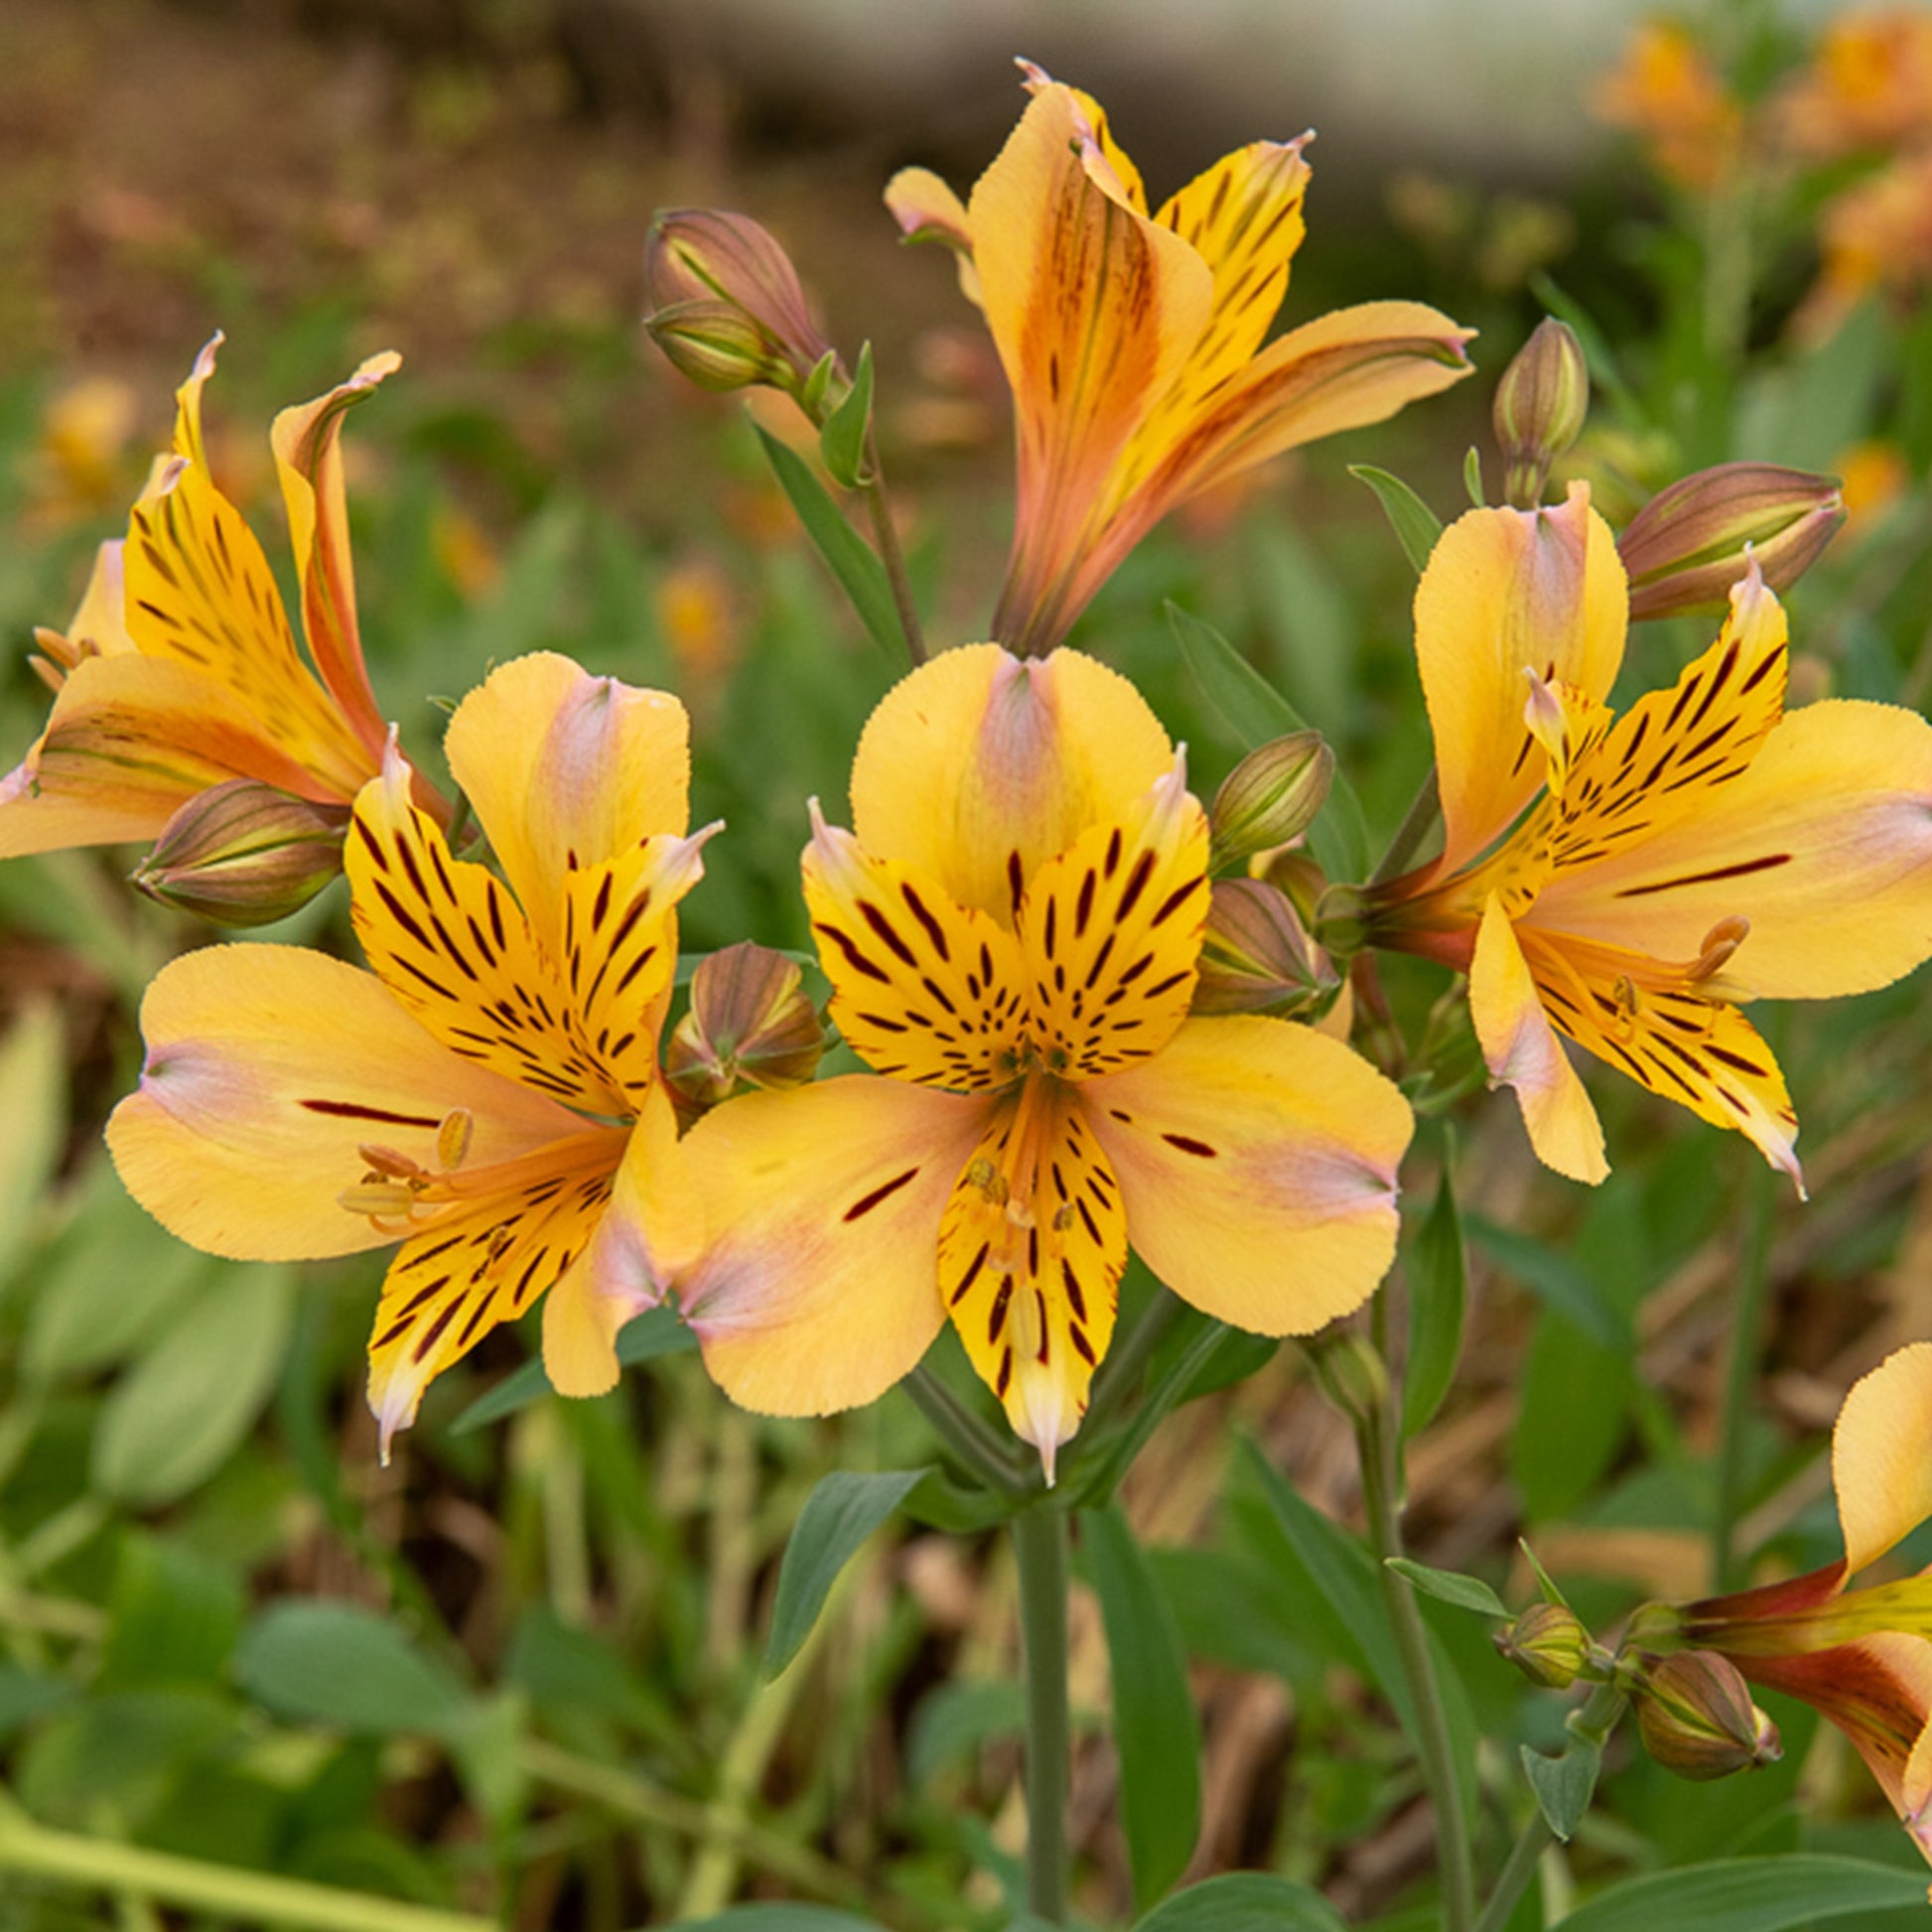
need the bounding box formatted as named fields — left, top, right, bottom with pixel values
left=1690, top=914, right=1751, bottom=983
left=437, top=1108, right=475, bottom=1171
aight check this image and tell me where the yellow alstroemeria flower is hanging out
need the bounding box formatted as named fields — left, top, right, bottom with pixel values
left=886, top=64, right=1474, bottom=657
left=1659, top=1344, right=1932, bottom=1862
left=107, top=654, right=710, bottom=1454
left=1366, top=484, right=1932, bottom=1189
left=674, top=643, right=1412, bottom=1477
left=0, top=334, right=427, bottom=859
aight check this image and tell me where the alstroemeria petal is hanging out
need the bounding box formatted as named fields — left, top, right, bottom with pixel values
left=802, top=811, right=1027, bottom=1090
left=678, top=1076, right=985, bottom=1415
left=849, top=644, right=1173, bottom=923
left=1017, top=758, right=1209, bottom=1078
left=939, top=1078, right=1125, bottom=1479
left=542, top=1083, right=701, bottom=1399
left=1025, top=69, right=1151, bottom=214
left=345, top=754, right=602, bottom=1109
left=124, top=342, right=373, bottom=802
left=107, top=943, right=587, bottom=1261
left=366, top=1126, right=627, bottom=1457
left=1532, top=698, right=1932, bottom=1001
left=884, top=167, right=983, bottom=307
left=1517, top=925, right=1803, bottom=1189
left=443, top=653, right=691, bottom=958
left=1417, top=489, right=1627, bottom=876
left=1836, top=1343, right=1932, bottom=1578
left=271, top=350, right=400, bottom=758
left=1469, top=897, right=1609, bottom=1184
left=0, top=654, right=332, bottom=859
left=58, top=539, right=133, bottom=658
left=1081, top=1015, right=1411, bottom=1333
left=971, top=83, right=1211, bottom=649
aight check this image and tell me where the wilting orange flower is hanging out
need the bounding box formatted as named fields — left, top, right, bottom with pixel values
left=108, top=655, right=710, bottom=1454
left=674, top=643, right=1411, bottom=1476
left=886, top=64, right=1472, bottom=655
left=1660, top=1345, right=1932, bottom=1861
left=0, top=337, right=431, bottom=863
left=1366, top=486, right=1932, bottom=1186
left=1594, top=19, right=1746, bottom=193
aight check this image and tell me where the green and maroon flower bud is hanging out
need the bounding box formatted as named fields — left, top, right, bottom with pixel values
left=132, top=780, right=349, bottom=927
left=644, top=209, right=840, bottom=406
left=1209, top=731, right=1333, bottom=873
left=1632, top=1649, right=1782, bottom=1781
left=1305, top=1327, right=1390, bottom=1427
left=1493, top=319, right=1589, bottom=508
left=1619, top=463, right=1846, bottom=620
left=1192, top=879, right=1338, bottom=1017
left=1495, top=1601, right=1593, bottom=1689
left=666, top=941, right=825, bottom=1113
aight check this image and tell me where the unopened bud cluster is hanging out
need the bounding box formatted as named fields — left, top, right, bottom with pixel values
left=1630, top=1650, right=1782, bottom=1781
left=133, top=780, right=349, bottom=927
left=666, top=942, right=825, bottom=1114
left=1493, top=319, right=1589, bottom=508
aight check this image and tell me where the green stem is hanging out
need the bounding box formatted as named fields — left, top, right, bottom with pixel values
left=1368, top=766, right=1441, bottom=888
left=1715, top=1149, right=1780, bottom=1590
left=902, top=1365, right=1032, bottom=1498
left=1081, top=1288, right=1183, bottom=1434
left=862, top=431, right=926, bottom=667
left=1471, top=1811, right=1550, bottom=1932
left=0, top=1802, right=494, bottom=1932
left=1356, top=1369, right=1476, bottom=1932
left=1072, top=1317, right=1232, bottom=1508
left=1012, top=1504, right=1071, bottom=1924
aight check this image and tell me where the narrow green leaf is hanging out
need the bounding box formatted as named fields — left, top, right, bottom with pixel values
left=1347, top=465, right=1443, bottom=574
left=1520, top=1538, right=1572, bottom=1609
left=1462, top=445, right=1485, bottom=507
left=1385, top=1557, right=1507, bottom=1618
left=1403, top=1136, right=1467, bottom=1437
left=98, top=1534, right=243, bottom=1692
left=1527, top=274, right=1638, bottom=416
left=1082, top=1502, right=1201, bottom=1909
left=450, top=1304, right=697, bottom=1434
left=905, top=1679, right=1026, bottom=1784
left=1465, top=1214, right=1631, bottom=1349
left=764, top=1468, right=931, bottom=1679
left=818, top=341, right=874, bottom=487
left=667, top=1910, right=888, bottom=1932
left=1520, top=1736, right=1600, bottom=1842
left=236, top=1600, right=471, bottom=1736
left=92, top=1262, right=295, bottom=1507
left=1132, top=1871, right=1347, bottom=1932
left=752, top=419, right=903, bottom=660
left=1168, top=603, right=1371, bottom=881
left=1558, top=1857, right=1929, bottom=1932
left=0, top=999, right=66, bottom=1293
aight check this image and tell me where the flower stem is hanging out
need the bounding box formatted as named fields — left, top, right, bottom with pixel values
left=1013, top=1503, right=1071, bottom=1923
left=1355, top=1360, right=1477, bottom=1932
left=1471, top=1811, right=1550, bottom=1932
left=1082, top=1287, right=1183, bottom=1432
left=902, top=1364, right=1032, bottom=1498
left=1715, top=1148, right=1780, bottom=1589
left=862, top=431, right=926, bottom=667
left=1369, top=766, right=1441, bottom=888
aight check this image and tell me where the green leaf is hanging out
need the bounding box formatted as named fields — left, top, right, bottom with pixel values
left=1462, top=445, right=1485, bottom=507
left=1527, top=274, right=1638, bottom=417
left=92, top=1262, right=296, bottom=1507
left=1403, top=1136, right=1466, bottom=1437
left=1520, top=1735, right=1600, bottom=1841
left=98, top=1533, right=243, bottom=1692
left=0, top=999, right=66, bottom=1293
left=1558, top=1857, right=1929, bottom=1931
left=901, top=1463, right=1023, bottom=1534
left=667, top=1907, right=888, bottom=1932
left=235, top=1601, right=472, bottom=1737
left=752, top=419, right=904, bottom=661
left=1347, top=466, right=1443, bottom=574
left=905, top=1679, right=1026, bottom=1784
left=1082, top=1502, right=1201, bottom=1909
left=764, top=1468, right=930, bottom=1679
left=1465, top=1214, right=1630, bottom=1349
left=1168, top=603, right=1371, bottom=881
left=818, top=341, right=875, bottom=487
left=1132, top=1872, right=1347, bottom=1932
left=450, top=1304, right=697, bottom=1435
left=1385, top=1557, right=1507, bottom=1618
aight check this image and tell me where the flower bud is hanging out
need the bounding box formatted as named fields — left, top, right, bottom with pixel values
left=1192, top=880, right=1338, bottom=1018
left=1632, top=1650, right=1782, bottom=1781
left=132, top=780, right=349, bottom=927
left=1305, top=1327, right=1390, bottom=1426
left=1495, top=1602, right=1592, bottom=1689
left=1493, top=319, right=1589, bottom=508
left=1209, top=732, right=1333, bottom=872
left=1618, top=463, right=1846, bottom=620
left=644, top=210, right=839, bottom=406
left=665, top=941, right=825, bottom=1112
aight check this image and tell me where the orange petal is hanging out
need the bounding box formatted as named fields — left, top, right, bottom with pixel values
left=1416, top=487, right=1627, bottom=876
left=848, top=643, right=1173, bottom=923
left=107, top=943, right=588, bottom=1262
left=1081, top=1014, right=1411, bottom=1333
left=1468, top=898, right=1609, bottom=1184
left=271, top=350, right=401, bottom=759
left=884, top=166, right=982, bottom=308
left=1836, top=1344, right=1932, bottom=1578
left=443, top=653, right=691, bottom=960
left=678, top=1076, right=985, bottom=1416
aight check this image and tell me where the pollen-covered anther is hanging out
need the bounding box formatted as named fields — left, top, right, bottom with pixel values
left=436, top=1108, right=475, bottom=1171
left=1689, top=915, right=1752, bottom=984
left=1608, top=975, right=1640, bottom=1043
